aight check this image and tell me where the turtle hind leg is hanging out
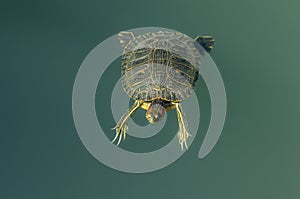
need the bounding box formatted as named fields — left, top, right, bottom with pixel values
left=118, top=31, right=135, bottom=48
left=195, top=36, right=215, bottom=52
left=173, top=103, right=191, bottom=150
left=112, top=100, right=142, bottom=145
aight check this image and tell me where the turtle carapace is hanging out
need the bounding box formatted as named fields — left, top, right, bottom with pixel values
left=112, top=31, right=214, bottom=150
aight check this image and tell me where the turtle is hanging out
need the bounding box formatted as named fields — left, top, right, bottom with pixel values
left=112, top=30, right=214, bottom=150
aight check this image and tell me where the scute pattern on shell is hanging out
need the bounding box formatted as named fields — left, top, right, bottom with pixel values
left=122, top=31, right=202, bottom=70
left=119, top=31, right=202, bottom=102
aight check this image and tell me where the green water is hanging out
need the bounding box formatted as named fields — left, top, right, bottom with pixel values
left=1, top=0, right=300, bottom=198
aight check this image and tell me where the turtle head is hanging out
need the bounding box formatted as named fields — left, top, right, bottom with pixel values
left=146, top=101, right=165, bottom=124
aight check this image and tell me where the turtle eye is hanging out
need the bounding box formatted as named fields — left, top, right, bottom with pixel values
left=146, top=103, right=165, bottom=124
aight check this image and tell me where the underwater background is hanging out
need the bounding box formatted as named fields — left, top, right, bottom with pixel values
left=1, top=0, right=300, bottom=198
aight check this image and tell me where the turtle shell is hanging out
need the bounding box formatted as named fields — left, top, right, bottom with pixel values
left=119, top=31, right=202, bottom=102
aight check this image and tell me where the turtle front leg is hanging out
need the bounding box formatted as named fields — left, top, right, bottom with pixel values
left=174, top=103, right=191, bottom=150
left=112, top=100, right=142, bottom=145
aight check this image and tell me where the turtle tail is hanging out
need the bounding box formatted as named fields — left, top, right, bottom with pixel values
left=195, top=36, right=215, bottom=52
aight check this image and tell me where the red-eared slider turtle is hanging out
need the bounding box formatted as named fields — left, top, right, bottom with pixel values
left=112, top=31, right=214, bottom=150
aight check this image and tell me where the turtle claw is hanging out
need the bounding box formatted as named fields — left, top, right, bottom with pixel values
left=111, top=123, right=128, bottom=146
left=111, top=130, right=119, bottom=143
left=177, top=130, right=191, bottom=151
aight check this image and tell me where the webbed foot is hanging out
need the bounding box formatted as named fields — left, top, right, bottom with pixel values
left=177, top=130, right=191, bottom=150
left=174, top=102, right=191, bottom=150
left=111, top=100, right=142, bottom=146
left=111, top=123, right=128, bottom=146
